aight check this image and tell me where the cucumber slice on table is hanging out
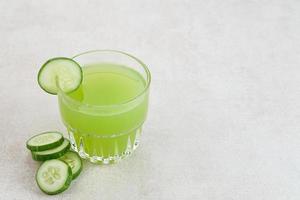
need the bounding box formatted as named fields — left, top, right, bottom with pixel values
left=32, top=139, right=70, bottom=161
left=59, top=151, right=83, bottom=180
left=38, top=57, right=82, bottom=95
left=26, top=131, right=64, bottom=151
left=36, top=159, right=72, bottom=195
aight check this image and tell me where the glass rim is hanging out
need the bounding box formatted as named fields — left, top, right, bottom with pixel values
left=58, top=49, right=151, bottom=108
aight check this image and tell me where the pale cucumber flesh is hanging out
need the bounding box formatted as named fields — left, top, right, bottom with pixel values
left=36, top=159, right=72, bottom=195
left=32, top=139, right=70, bottom=161
left=59, top=151, right=82, bottom=180
left=38, top=57, right=82, bottom=95
left=26, top=132, right=64, bottom=151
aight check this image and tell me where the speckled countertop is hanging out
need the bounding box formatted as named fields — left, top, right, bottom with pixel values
left=1, top=0, right=300, bottom=199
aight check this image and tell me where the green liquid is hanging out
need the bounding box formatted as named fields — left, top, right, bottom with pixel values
left=58, top=63, right=149, bottom=160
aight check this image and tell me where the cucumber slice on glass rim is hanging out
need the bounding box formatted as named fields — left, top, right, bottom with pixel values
left=26, top=131, right=64, bottom=151
left=32, top=139, right=70, bottom=161
left=38, top=57, right=82, bottom=95
left=36, top=159, right=72, bottom=195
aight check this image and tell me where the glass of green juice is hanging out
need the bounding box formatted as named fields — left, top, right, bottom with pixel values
left=57, top=50, right=151, bottom=164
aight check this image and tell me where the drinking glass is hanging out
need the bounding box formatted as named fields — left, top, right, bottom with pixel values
left=57, top=50, right=151, bottom=164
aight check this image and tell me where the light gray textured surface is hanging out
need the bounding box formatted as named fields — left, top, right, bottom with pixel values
left=1, top=0, right=300, bottom=199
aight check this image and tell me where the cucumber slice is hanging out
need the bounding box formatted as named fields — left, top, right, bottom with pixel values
left=59, top=151, right=83, bottom=180
left=32, top=139, right=70, bottom=161
left=26, top=131, right=64, bottom=151
left=38, top=57, right=82, bottom=95
left=36, top=159, right=72, bottom=195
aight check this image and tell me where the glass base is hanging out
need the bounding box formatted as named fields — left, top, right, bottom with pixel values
left=67, top=126, right=142, bottom=164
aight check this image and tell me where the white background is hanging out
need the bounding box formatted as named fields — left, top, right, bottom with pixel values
left=1, top=0, right=300, bottom=199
